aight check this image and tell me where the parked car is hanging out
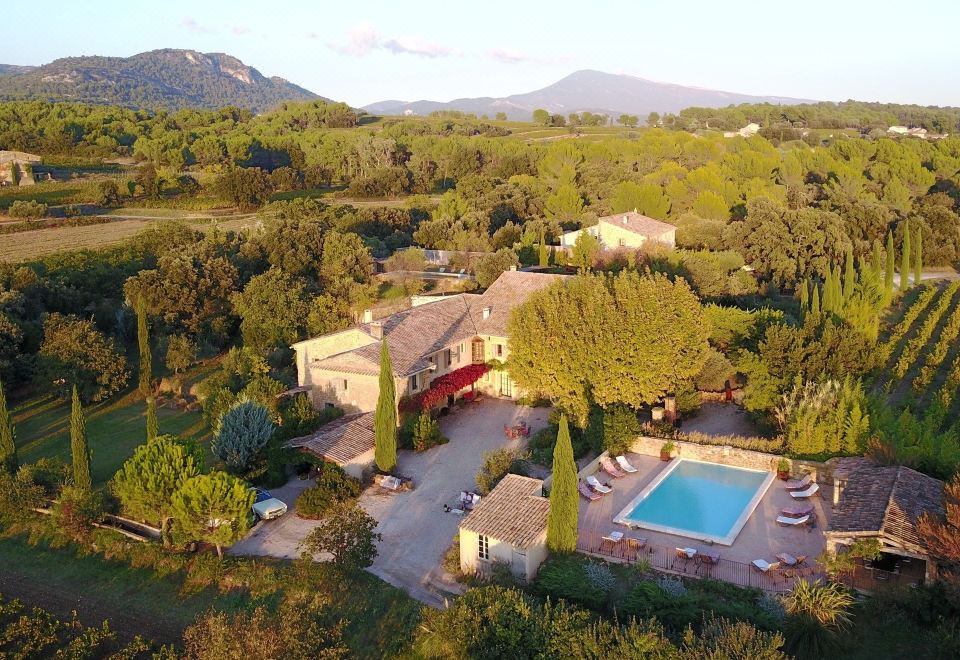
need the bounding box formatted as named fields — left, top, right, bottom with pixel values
left=251, top=488, right=288, bottom=520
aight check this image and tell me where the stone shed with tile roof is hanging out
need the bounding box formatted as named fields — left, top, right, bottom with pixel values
left=459, top=474, right=551, bottom=582
left=825, top=459, right=945, bottom=578
left=559, top=210, right=677, bottom=251
left=285, top=412, right=376, bottom=479
left=291, top=270, right=567, bottom=414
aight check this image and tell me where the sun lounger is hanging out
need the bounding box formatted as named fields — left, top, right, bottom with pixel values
left=601, top=531, right=624, bottom=544
left=752, top=559, right=781, bottom=573
left=586, top=475, right=612, bottom=494
left=600, top=457, right=626, bottom=478
left=626, top=536, right=647, bottom=551
left=782, top=503, right=815, bottom=517
left=785, top=473, right=812, bottom=490
left=789, top=483, right=819, bottom=499
left=615, top=455, right=639, bottom=473
left=777, top=514, right=810, bottom=526
left=776, top=552, right=808, bottom=567
left=698, top=549, right=720, bottom=564
left=578, top=482, right=601, bottom=501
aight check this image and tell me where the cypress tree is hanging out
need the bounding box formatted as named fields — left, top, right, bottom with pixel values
left=799, top=277, right=809, bottom=314
left=0, top=378, right=17, bottom=474
left=832, top=264, right=843, bottom=309
left=811, top=285, right=821, bottom=316
left=914, top=225, right=923, bottom=286
left=843, top=250, right=855, bottom=302
left=136, top=296, right=151, bottom=397
left=822, top=270, right=833, bottom=312
left=538, top=229, right=549, bottom=268
left=546, top=414, right=578, bottom=553
left=871, top=239, right=883, bottom=281
left=885, top=231, right=895, bottom=298
left=374, top=342, right=397, bottom=472
left=901, top=221, right=911, bottom=290
left=70, top=385, right=92, bottom=491
left=146, top=396, right=159, bottom=441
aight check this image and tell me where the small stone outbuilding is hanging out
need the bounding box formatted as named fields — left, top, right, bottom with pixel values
left=285, top=412, right=376, bottom=480
left=459, top=474, right=550, bottom=582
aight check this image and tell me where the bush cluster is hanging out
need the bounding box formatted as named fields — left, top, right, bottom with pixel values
left=296, top=462, right=361, bottom=519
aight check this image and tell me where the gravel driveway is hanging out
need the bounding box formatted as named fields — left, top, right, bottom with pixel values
left=231, top=398, right=551, bottom=607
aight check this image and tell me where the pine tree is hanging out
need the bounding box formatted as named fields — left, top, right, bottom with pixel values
left=811, top=285, right=821, bottom=316
left=136, top=296, right=151, bottom=397
left=546, top=414, right=578, bottom=553
left=374, top=342, right=397, bottom=472
left=885, top=231, right=896, bottom=299
left=914, top=225, right=923, bottom=286
left=146, top=396, right=159, bottom=441
left=70, top=385, right=91, bottom=491
left=0, top=378, right=17, bottom=474
left=843, top=250, right=855, bottom=302
left=901, top=221, right=911, bottom=290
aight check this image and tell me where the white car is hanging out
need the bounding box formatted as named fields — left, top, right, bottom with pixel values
left=251, top=488, right=288, bottom=520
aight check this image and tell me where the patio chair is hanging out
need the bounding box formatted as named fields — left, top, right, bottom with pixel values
left=751, top=559, right=781, bottom=573
left=578, top=481, right=601, bottom=501
left=672, top=547, right=697, bottom=570
left=785, top=473, right=813, bottom=490
left=781, top=503, right=815, bottom=518
left=586, top=475, right=613, bottom=494
left=625, top=536, right=647, bottom=558
left=697, top=549, right=720, bottom=574
left=600, top=457, right=626, bottom=478
left=776, top=514, right=810, bottom=526
left=616, top=455, right=639, bottom=473
left=789, top=483, right=819, bottom=499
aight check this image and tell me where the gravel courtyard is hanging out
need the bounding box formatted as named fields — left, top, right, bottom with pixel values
left=231, top=398, right=551, bottom=607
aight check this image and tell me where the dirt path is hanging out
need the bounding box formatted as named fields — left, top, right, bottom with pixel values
left=0, top=569, right=185, bottom=647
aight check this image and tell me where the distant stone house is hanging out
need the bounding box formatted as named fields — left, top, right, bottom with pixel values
left=459, top=474, right=550, bottom=582
left=291, top=270, right=568, bottom=416
left=559, top=211, right=677, bottom=251
left=825, top=459, right=945, bottom=583
left=723, top=122, right=761, bottom=138
left=0, top=151, right=41, bottom=187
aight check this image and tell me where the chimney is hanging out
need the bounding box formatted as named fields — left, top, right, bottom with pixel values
left=362, top=309, right=373, bottom=323
left=370, top=321, right=383, bottom=340
left=633, top=207, right=638, bottom=213
left=482, top=306, right=491, bottom=320
left=622, top=215, right=629, bottom=224
left=509, top=265, right=517, bottom=272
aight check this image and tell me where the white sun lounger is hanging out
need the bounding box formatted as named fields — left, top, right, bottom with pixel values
left=752, top=559, right=781, bottom=573
left=601, top=531, right=624, bottom=544
left=789, top=483, right=819, bottom=499
left=776, top=514, right=810, bottom=526
left=616, top=455, right=639, bottom=473
left=586, top=475, right=612, bottom=494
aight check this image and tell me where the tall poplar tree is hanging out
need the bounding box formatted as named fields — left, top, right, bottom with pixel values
left=546, top=414, right=578, bottom=553
left=914, top=226, right=923, bottom=286
left=70, top=385, right=91, bottom=491
left=901, top=221, right=911, bottom=290
left=0, top=378, right=17, bottom=474
left=885, top=231, right=895, bottom=299
left=374, top=342, right=397, bottom=472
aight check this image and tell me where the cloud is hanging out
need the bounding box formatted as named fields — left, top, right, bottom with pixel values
left=327, top=23, right=457, bottom=58
left=487, top=48, right=568, bottom=65
left=231, top=26, right=251, bottom=36
left=179, top=17, right=214, bottom=34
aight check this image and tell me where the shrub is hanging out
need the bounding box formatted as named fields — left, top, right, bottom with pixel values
left=300, top=501, right=381, bottom=570
left=658, top=575, right=687, bottom=598
left=296, top=462, right=361, bottom=519
left=52, top=485, right=106, bottom=539
left=8, top=200, right=48, bottom=218
left=584, top=561, right=615, bottom=592
left=211, top=397, right=275, bottom=471
left=475, top=447, right=528, bottom=495
left=601, top=404, right=641, bottom=456
left=680, top=617, right=788, bottom=659
left=533, top=555, right=607, bottom=611
left=412, top=412, right=448, bottom=451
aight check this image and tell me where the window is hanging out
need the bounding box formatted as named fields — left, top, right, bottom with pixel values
left=478, top=535, right=489, bottom=560
left=409, top=374, right=419, bottom=392
left=444, top=349, right=452, bottom=368
left=618, top=238, right=626, bottom=247
left=496, top=344, right=503, bottom=358
left=342, top=379, right=348, bottom=391
left=324, top=402, right=336, bottom=409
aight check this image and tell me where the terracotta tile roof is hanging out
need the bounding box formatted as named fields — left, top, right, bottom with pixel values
left=460, top=474, right=550, bottom=548
left=306, top=271, right=568, bottom=378
left=828, top=460, right=945, bottom=552
left=285, top=412, right=375, bottom=465
left=598, top=211, right=677, bottom=238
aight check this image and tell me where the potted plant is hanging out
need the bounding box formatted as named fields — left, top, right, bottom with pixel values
left=659, top=441, right=675, bottom=462
left=776, top=457, right=791, bottom=481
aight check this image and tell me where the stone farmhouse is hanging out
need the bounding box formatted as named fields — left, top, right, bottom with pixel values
left=560, top=211, right=676, bottom=251
left=0, top=150, right=41, bottom=187
left=287, top=270, right=566, bottom=476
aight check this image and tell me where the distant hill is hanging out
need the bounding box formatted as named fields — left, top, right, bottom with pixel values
left=364, top=69, right=813, bottom=120
left=0, top=49, right=321, bottom=112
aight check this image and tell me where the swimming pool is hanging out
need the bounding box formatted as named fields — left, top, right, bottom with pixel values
left=613, top=459, right=774, bottom=545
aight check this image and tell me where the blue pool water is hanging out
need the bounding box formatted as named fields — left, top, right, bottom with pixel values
left=620, top=460, right=770, bottom=542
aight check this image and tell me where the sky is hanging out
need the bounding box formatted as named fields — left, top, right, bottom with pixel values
left=3, top=0, right=959, bottom=108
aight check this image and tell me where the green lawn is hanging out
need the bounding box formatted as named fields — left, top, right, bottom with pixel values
left=13, top=392, right=208, bottom=484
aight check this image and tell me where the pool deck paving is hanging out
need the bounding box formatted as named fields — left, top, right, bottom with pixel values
left=577, top=453, right=829, bottom=578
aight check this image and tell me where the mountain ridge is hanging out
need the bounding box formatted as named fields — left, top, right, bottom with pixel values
left=0, top=49, right=321, bottom=112
left=363, top=69, right=814, bottom=119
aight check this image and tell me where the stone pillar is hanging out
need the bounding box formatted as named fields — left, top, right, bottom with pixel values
left=663, top=396, right=677, bottom=423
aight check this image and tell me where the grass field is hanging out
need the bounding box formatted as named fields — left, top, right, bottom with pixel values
left=13, top=392, right=208, bottom=485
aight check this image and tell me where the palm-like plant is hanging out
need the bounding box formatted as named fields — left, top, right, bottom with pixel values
left=783, top=580, right=855, bottom=659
